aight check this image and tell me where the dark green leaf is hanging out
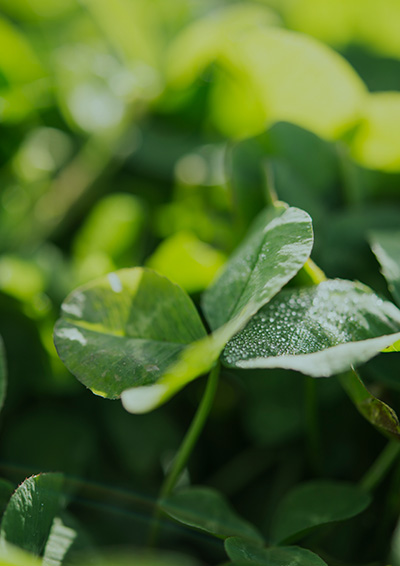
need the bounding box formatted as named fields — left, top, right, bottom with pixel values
left=222, top=280, right=400, bottom=377
left=0, top=473, right=64, bottom=556
left=0, top=479, right=13, bottom=521
left=370, top=229, right=400, bottom=307
left=54, top=268, right=207, bottom=401
left=160, top=487, right=263, bottom=543
left=224, top=537, right=327, bottom=565
left=270, top=480, right=371, bottom=544
left=0, top=335, right=7, bottom=413
left=339, top=370, right=400, bottom=439
left=202, top=206, right=313, bottom=332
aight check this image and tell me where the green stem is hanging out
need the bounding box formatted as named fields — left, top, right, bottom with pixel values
left=360, top=440, right=400, bottom=492
left=148, top=362, right=220, bottom=544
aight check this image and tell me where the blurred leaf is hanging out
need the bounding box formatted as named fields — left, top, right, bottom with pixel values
left=339, top=370, right=400, bottom=440
left=270, top=480, right=371, bottom=544
left=351, top=92, right=400, bottom=171
left=0, top=543, right=42, bottom=566
left=370, top=229, right=400, bottom=307
left=0, top=473, right=64, bottom=556
left=160, top=486, right=263, bottom=543
left=146, top=230, right=226, bottom=294
left=0, top=479, right=13, bottom=520
left=42, top=516, right=77, bottom=566
left=224, top=537, right=327, bottom=565
left=202, top=205, right=313, bottom=331
left=74, top=549, right=202, bottom=566
left=222, top=280, right=400, bottom=377
left=0, top=335, right=7, bottom=413
left=0, top=255, right=46, bottom=302
left=0, top=0, right=76, bottom=22
left=54, top=268, right=207, bottom=402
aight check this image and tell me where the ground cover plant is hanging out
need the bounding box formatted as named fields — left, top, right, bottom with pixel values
left=1, top=1, right=400, bottom=565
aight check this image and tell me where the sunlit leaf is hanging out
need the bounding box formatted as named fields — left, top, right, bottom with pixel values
left=370, top=229, right=400, bottom=307
left=270, top=480, right=371, bottom=544
left=339, top=370, right=400, bottom=439
left=160, top=487, right=263, bottom=542
left=54, top=268, right=207, bottom=401
left=0, top=473, right=64, bottom=556
left=351, top=92, right=400, bottom=171
left=222, top=280, right=400, bottom=377
left=224, top=537, right=327, bottom=566
left=0, top=543, right=42, bottom=566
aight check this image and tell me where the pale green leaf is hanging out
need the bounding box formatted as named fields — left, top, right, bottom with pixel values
left=160, top=487, right=263, bottom=543
left=0, top=543, right=42, bottom=566
left=370, top=229, right=400, bottom=307
left=270, top=481, right=371, bottom=544
left=54, top=268, right=207, bottom=400
left=222, top=280, right=400, bottom=377
left=224, top=537, right=327, bottom=566
left=0, top=473, right=64, bottom=556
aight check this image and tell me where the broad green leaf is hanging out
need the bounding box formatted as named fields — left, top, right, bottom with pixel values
left=351, top=92, right=400, bottom=171
left=222, top=280, right=400, bottom=377
left=370, top=229, right=400, bottom=307
left=222, top=28, right=366, bottom=140
left=0, top=473, right=64, bottom=556
left=146, top=231, right=226, bottom=294
left=160, top=487, right=263, bottom=543
left=202, top=205, right=313, bottom=332
left=339, top=370, right=400, bottom=440
left=0, top=543, right=42, bottom=566
left=54, top=268, right=207, bottom=400
left=122, top=206, right=313, bottom=413
left=270, top=481, right=371, bottom=545
left=224, top=537, right=327, bottom=566
left=0, top=336, right=7, bottom=413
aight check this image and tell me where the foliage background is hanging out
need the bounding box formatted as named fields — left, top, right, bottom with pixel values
left=1, top=0, right=400, bottom=564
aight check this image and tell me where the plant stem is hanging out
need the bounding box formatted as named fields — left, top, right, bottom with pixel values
left=360, top=440, right=400, bottom=492
left=148, top=362, right=220, bottom=544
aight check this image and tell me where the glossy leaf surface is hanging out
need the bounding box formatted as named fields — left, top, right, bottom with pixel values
left=222, top=280, right=400, bottom=377
left=0, top=473, right=64, bottom=556
left=370, top=229, right=400, bottom=307
left=270, top=480, right=371, bottom=544
left=54, top=268, right=207, bottom=399
left=202, top=205, right=313, bottom=332
left=160, top=487, right=263, bottom=543
left=225, top=537, right=327, bottom=566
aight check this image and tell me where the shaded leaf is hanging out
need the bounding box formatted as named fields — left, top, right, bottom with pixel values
left=224, top=537, right=327, bottom=565
left=54, top=268, right=207, bottom=400
left=0, top=335, right=7, bottom=413
left=339, top=370, right=400, bottom=440
left=160, top=487, right=263, bottom=543
left=370, top=229, right=400, bottom=307
left=222, top=280, right=400, bottom=377
left=270, top=480, right=371, bottom=545
left=0, top=473, right=64, bottom=556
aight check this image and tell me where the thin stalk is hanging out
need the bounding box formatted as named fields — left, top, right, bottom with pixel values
left=148, top=362, right=220, bottom=544
left=360, top=440, right=400, bottom=492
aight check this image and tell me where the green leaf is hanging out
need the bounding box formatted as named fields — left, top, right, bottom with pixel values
left=0, top=543, right=42, bottom=566
left=160, top=487, right=263, bottom=543
left=202, top=205, right=313, bottom=332
left=224, top=537, right=327, bottom=566
left=339, top=370, right=400, bottom=440
left=0, top=473, right=64, bottom=556
left=222, top=280, right=400, bottom=377
left=0, top=335, right=7, bottom=413
left=54, top=268, right=207, bottom=400
left=370, top=229, right=400, bottom=307
left=270, top=480, right=371, bottom=545
left=122, top=205, right=313, bottom=413
left=0, top=479, right=13, bottom=520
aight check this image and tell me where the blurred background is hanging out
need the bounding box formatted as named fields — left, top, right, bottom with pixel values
left=1, top=0, right=400, bottom=563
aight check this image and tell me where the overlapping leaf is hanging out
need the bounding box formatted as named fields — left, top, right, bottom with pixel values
left=370, top=229, right=400, bottom=307
left=160, top=487, right=263, bottom=543
left=224, top=537, right=327, bottom=566
left=121, top=206, right=313, bottom=413
left=222, top=280, right=400, bottom=377
left=270, top=480, right=371, bottom=544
